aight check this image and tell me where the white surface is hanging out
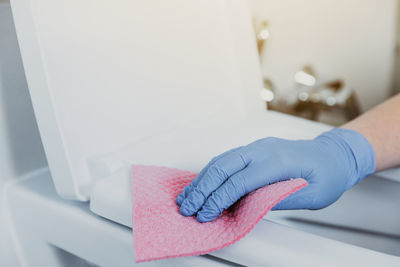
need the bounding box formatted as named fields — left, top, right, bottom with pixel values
left=4, top=170, right=234, bottom=267
left=11, top=0, right=263, bottom=201
left=6, top=0, right=400, bottom=266
left=249, top=0, right=397, bottom=110
left=5, top=170, right=400, bottom=267
left=376, top=167, right=400, bottom=183
left=0, top=3, right=47, bottom=267
left=268, top=175, right=400, bottom=256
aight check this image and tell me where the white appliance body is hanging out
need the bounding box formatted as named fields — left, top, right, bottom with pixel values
left=5, top=0, right=400, bottom=266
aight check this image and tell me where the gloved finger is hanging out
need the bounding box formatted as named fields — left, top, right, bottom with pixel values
left=176, top=186, right=193, bottom=206
left=176, top=147, right=241, bottom=206
left=196, top=160, right=309, bottom=221
left=271, top=184, right=315, bottom=210
left=179, top=150, right=249, bottom=216
left=196, top=168, right=251, bottom=222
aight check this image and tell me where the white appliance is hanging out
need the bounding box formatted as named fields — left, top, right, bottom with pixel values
left=5, top=0, right=400, bottom=266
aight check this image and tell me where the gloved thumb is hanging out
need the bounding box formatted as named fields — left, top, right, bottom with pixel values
left=271, top=184, right=316, bottom=210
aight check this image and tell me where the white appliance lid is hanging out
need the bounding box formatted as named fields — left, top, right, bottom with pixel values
left=11, top=0, right=263, bottom=200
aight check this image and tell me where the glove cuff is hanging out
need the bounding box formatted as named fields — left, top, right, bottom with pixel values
left=318, top=128, right=376, bottom=190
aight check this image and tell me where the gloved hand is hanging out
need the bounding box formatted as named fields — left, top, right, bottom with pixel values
left=176, top=128, right=376, bottom=222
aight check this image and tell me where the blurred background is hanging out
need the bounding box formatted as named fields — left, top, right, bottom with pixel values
left=251, top=0, right=398, bottom=125
left=0, top=0, right=399, bottom=266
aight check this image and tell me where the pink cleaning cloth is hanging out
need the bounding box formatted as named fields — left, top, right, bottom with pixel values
left=131, top=165, right=307, bottom=263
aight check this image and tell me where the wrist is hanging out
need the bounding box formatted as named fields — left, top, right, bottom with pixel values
left=316, top=128, right=376, bottom=190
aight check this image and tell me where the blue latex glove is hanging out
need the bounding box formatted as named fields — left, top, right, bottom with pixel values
left=176, top=128, right=375, bottom=222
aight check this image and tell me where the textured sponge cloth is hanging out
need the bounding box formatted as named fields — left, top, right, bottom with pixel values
left=131, top=165, right=307, bottom=263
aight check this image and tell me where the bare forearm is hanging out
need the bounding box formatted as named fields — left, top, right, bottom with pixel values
left=343, top=94, right=400, bottom=172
